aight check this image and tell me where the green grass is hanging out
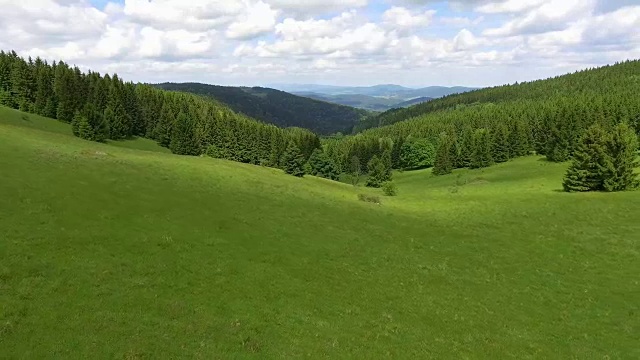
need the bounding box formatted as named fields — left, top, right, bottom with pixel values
left=1, top=109, right=639, bottom=358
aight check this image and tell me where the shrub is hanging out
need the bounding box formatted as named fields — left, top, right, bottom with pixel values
left=358, top=194, right=381, bottom=204
left=382, top=182, right=397, bottom=196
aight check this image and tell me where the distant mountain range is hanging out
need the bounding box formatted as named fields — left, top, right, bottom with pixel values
left=269, top=84, right=478, bottom=111
left=154, top=83, right=369, bottom=135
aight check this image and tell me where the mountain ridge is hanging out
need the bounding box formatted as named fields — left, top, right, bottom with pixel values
left=154, top=82, right=369, bottom=135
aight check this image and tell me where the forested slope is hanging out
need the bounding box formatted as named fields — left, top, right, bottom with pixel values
left=359, top=62, right=640, bottom=131
left=155, top=83, right=368, bottom=135
left=328, top=60, right=640, bottom=175
left=0, top=50, right=321, bottom=169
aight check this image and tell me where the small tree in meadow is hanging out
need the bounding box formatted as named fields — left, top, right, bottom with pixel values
left=382, top=181, right=397, bottom=196
left=366, top=155, right=391, bottom=188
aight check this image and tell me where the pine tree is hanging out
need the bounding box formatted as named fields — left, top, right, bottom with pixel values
left=170, top=112, right=199, bottom=155
left=154, top=101, right=175, bottom=147
left=366, top=155, right=391, bottom=188
left=281, top=141, right=305, bottom=177
left=78, top=116, right=95, bottom=141
left=563, top=124, right=613, bottom=192
left=381, top=148, right=393, bottom=180
left=604, top=122, right=639, bottom=191
left=492, top=123, right=511, bottom=163
left=457, top=126, right=474, bottom=168
left=470, top=129, right=494, bottom=169
left=350, top=155, right=362, bottom=186
left=510, top=119, right=531, bottom=157
left=71, top=111, right=82, bottom=137
left=433, top=133, right=455, bottom=176
left=107, top=104, right=131, bottom=140
left=308, top=148, right=339, bottom=180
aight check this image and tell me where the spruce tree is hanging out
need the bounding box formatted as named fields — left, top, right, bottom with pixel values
left=77, top=116, right=95, bottom=141
left=563, top=124, right=613, bottom=192
left=108, top=104, right=131, bottom=140
left=381, top=148, right=393, bottom=180
left=71, top=111, right=82, bottom=137
left=433, top=133, right=455, bottom=176
left=604, top=122, right=639, bottom=191
left=492, top=123, right=511, bottom=163
left=170, top=112, right=199, bottom=155
left=308, top=148, right=339, bottom=180
left=470, top=129, right=494, bottom=169
left=366, top=155, right=391, bottom=188
left=458, top=126, right=474, bottom=168
left=350, top=155, right=362, bottom=186
left=281, top=141, right=305, bottom=177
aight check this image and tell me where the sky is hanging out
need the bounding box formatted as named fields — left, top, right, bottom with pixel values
left=0, top=0, right=639, bottom=88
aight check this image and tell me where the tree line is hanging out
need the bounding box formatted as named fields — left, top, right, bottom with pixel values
left=0, top=50, right=322, bottom=172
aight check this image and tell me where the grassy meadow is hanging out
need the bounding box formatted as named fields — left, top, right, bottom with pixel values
left=1, top=107, right=639, bottom=358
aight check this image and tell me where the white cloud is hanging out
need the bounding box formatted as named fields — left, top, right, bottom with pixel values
left=483, top=0, right=596, bottom=36
left=266, top=0, right=368, bottom=15
left=226, top=1, right=278, bottom=39
left=0, top=0, right=638, bottom=87
left=382, top=7, right=436, bottom=29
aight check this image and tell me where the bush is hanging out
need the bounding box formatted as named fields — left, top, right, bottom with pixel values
left=358, top=194, right=381, bottom=204
left=382, top=182, right=397, bottom=196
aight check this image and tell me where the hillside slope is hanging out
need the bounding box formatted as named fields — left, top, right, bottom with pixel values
left=360, top=61, right=640, bottom=131
left=155, top=83, right=368, bottom=135
left=1, top=108, right=639, bottom=358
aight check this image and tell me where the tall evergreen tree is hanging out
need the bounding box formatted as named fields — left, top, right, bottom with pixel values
left=470, top=129, right=494, bottom=169
left=433, top=133, right=455, bottom=176
left=170, top=112, right=199, bottom=155
left=366, top=155, right=392, bottom=188
left=281, top=141, right=305, bottom=177
left=308, top=148, right=339, bottom=180
left=492, top=123, right=511, bottom=163
left=563, top=124, right=614, bottom=192
left=604, top=122, right=639, bottom=191
left=457, top=126, right=474, bottom=168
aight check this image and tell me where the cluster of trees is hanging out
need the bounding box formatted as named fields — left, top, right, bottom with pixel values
left=564, top=123, right=638, bottom=192
left=155, top=83, right=369, bottom=135
left=326, top=60, right=640, bottom=190
left=0, top=50, right=322, bottom=173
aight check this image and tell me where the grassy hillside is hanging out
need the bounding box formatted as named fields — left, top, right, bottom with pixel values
left=1, top=109, right=639, bottom=358
left=155, top=83, right=369, bottom=135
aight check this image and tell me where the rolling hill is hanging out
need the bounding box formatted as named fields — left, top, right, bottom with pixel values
left=269, top=83, right=475, bottom=111
left=2, top=106, right=639, bottom=358
left=154, top=83, right=369, bottom=135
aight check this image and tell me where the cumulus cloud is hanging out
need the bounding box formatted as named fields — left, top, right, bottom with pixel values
left=382, top=7, right=436, bottom=29
left=226, top=1, right=278, bottom=39
left=0, top=0, right=638, bottom=87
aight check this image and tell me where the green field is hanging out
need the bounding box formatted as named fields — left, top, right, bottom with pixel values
left=1, top=108, right=639, bottom=358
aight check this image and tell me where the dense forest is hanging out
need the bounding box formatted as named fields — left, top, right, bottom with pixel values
left=0, top=50, right=321, bottom=169
left=155, top=83, right=368, bottom=135
left=327, top=60, right=640, bottom=187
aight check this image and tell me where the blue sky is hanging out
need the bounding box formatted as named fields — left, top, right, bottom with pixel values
left=1, top=0, right=639, bottom=87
